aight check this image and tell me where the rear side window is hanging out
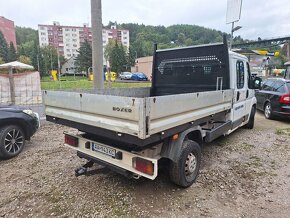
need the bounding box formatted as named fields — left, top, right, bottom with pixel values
left=236, top=61, right=244, bottom=89
left=286, top=82, right=290, bottom=92
left=272, top=81, right=286, bottom=93
left=262, top=80, right=275, bottom=91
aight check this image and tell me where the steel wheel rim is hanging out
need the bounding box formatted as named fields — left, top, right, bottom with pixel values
left=4, top=129, right=24, bottom=154
left=265, top=105, right=271, bottom=118
left=185, top=153, right=197, bottom=178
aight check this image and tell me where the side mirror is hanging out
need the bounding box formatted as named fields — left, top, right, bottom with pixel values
left=252, top=77, right=262, bottom=90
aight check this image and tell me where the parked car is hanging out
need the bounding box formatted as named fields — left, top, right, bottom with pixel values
left=256, top=78, right=290, bottom=119
left=119, top=72, right=132, bottom=80
left=0, top=106, right=40, bottom=159
left=131, top=72, right=148, bottom=81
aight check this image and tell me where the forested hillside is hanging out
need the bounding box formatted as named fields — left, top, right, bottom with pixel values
left=117, top=23, right=245, bottom=57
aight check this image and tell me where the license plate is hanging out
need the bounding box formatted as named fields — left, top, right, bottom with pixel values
left=92, top=143, right=116, bottom=158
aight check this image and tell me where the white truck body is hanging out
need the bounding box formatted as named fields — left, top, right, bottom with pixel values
left=44, top=89, right=234, bottom=139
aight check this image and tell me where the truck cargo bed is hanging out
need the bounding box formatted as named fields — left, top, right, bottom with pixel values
left=44, top=88, right=233, bottom=142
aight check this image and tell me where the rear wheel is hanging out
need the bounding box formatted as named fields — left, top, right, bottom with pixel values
left=0, top=125, right=25, bottom=159
left=169, top=140, right=201, bottom=188
left=264, top=102, right=273, bottom=119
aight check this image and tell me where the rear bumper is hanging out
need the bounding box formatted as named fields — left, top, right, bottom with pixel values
left=274, top=105, right=290, bottom=118
left=65, top=133, right=159, bottom=180
left=77, top=151, right=134, bottom=178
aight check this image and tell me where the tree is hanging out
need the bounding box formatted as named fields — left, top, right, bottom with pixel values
left=0, top=31, right=9, bottom=62
left=16, top=26, right=38, bottom=45
left=0, top=57, right=4, bottom=64
left=185, top=38, right=193, bottom=46
left=106, top=40, right=128, bottom=73
left=75, top=40, right=92, bottom=74
left=19, top=55, right=32, bottom=65
left=8, top=42, right=17, bottom=61
left=127, top=46, right=136, bottom=67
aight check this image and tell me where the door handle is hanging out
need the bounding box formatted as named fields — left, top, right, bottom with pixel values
left=237, top=91, right=240, bottom=101
left=246, top=90, right=249, bottom=98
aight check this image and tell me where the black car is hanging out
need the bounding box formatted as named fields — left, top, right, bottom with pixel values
left=256, top=78, right=290, bottom=119
left=0, top=106, right=40, bottom=159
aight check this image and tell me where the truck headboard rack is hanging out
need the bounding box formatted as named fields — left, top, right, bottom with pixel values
left=151, top=38, right=230, bottom=96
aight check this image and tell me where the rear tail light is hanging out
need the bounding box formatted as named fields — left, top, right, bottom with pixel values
left=280, top=94, right=290, bottom=104
left=65, top=134, right=79, bottom=147
left=132, top=157, right=154, bottom=176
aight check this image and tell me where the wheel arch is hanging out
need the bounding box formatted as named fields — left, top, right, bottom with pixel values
left=0, top=119, right=30, bottom=140
left=160, top=126, right=203, bottom=163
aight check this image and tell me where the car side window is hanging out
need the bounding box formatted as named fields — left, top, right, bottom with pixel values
left=262, top=80, right=275, bottom=91
left=273, top=81, right=286, bottom=93
left=236, top=60, right=245, bottom=89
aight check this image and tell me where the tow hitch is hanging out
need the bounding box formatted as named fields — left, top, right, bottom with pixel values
left=75, top=161, right=94, bottom=177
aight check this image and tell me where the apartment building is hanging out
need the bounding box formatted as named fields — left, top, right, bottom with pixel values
left=0, top=16, right=16, bottom=47
left=38, top=22, right=130, bottom=59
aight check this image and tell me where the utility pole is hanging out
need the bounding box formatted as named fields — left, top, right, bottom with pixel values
left=91, top=0, right=104, bottom=89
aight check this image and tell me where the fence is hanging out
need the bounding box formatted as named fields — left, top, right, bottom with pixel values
left=0, top=71, right=45, bottom=118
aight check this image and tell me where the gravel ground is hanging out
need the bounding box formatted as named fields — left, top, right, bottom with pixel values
left=0, top=112, right=290, bottom=218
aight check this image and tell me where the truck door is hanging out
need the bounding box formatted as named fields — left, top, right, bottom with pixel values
left=233, top=59, right=247, bottom=126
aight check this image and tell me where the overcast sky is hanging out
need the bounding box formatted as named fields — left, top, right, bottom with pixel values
left=0, top=0, right=289, bottom=40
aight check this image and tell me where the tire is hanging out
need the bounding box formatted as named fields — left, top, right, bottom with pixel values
left=264, top=102, right=273, bottom=119
left=245, top=106, right=256, bottom=129
left=169, top=140, right=201, bottom=188
left=0, top=125, right=26, bottom=159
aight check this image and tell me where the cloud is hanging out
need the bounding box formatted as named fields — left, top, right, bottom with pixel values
left=0, top=0, right=289, bottom=40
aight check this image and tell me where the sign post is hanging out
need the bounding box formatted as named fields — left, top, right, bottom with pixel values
left=226, top=0, right=243, bottom=49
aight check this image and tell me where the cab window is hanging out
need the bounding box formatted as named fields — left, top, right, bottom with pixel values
left=236, top=61, right=245, bottom=89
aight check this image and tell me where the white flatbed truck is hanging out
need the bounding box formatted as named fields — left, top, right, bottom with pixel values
left=44, top=38, right=260, bottom=187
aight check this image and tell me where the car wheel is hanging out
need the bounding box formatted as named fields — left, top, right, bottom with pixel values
left=264, top=102, right=273, bottom=119
left=0, top=125, right=26, bottom=159
left=169, top=140, right=201, bottom=188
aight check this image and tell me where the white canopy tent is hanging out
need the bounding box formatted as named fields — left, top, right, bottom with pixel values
left=0, top=61, right=34, bottom=70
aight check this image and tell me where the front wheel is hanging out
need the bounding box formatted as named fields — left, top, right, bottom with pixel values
left=0, top=125, right=26, bottom=159
left=169, top=140, right=201, bottom=188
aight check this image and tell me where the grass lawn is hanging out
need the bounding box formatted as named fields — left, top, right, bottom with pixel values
left=41, top=78, right=151, bottom=90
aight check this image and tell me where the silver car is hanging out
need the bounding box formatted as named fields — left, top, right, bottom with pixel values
left=119, top=72, right=133, bottom=80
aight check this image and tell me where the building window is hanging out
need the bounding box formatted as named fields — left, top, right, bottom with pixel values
left=72, top=39, right=77, bottom=42
left=65, top=33, right=70, bottom=36
left=66, top=44, right=70, bottom=47
left=41, top=32, right=46, bottom=36
left=123, top=31, right=128, bottom=34
left=236, top=60, right=245, bottom=89
left=66, top=49, right=71, bottom=52
left=65, top=28, right=70, bottom=31
left=73, top=44, right=78, bottom=47
left=72, top=34, right=77, bottom=37
left=40, top=27, right=45, bottom=30
left=123, top=37, right=127, bottom=40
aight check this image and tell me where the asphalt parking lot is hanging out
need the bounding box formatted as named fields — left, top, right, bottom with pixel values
left=0, top=112, right=289, bottom=217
